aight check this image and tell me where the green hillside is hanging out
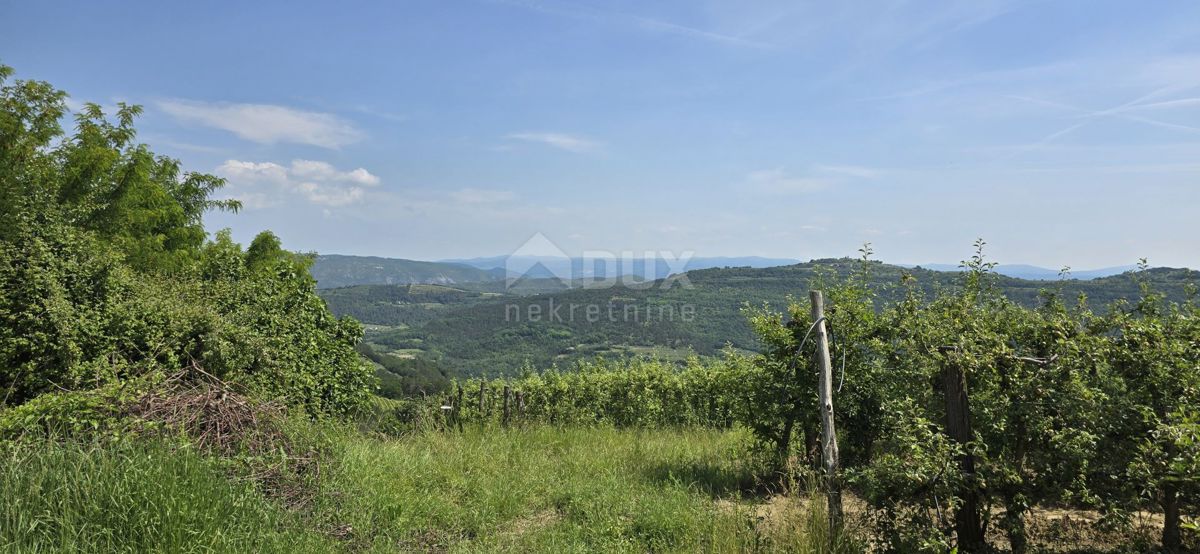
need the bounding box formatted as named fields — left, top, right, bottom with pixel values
left=320, top=283, right=501, bottom=327
left=322, top=259, right=1200, bottom=375
left=310, top=254, right=502, bottom=289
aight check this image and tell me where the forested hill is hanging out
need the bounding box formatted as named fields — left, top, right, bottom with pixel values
left=310, top=254, right=503, bottom=288
left=322, top=259, right=1200, bottom=375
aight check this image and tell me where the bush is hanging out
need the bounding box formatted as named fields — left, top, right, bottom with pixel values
left=0, top=387, right=129, bottom=440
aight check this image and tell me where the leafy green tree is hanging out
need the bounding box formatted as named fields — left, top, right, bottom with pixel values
left=0, top=65, right=372, bottom=417
left=1097, top=273, right=1200, bottom=550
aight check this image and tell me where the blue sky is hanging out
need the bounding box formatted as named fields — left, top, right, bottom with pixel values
left=3, top=0, right=1199, bottom=268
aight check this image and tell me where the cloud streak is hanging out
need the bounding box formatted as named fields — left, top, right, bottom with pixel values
left=491, top=0, right=769, bottom=49
left=506, top=131, right=602, bottom=153
left=158, top=100, right=363, bottom=149
left=1007, top=92, right=1200, bottom=152
left=742, top=169, right=829, bottom=195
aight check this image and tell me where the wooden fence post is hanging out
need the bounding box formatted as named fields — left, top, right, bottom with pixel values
left=941, top=348, right=985, bottom=552
left=502, top=385, right=511, bottom=428
left=478, top=380, right=486, bottom=416
left=456, top=384, right=465, bottom=432
left=810, top=290, right=843, bottom=533
left=516, top=391, right=525, bottom=421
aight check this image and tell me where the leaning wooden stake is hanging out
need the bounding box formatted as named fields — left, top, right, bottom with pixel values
left=942, top=353, right=985, bottom=551
left=810, top=290, right=843, bottom=534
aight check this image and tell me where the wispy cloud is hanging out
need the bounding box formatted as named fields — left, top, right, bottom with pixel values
left=742, top=169, right=829, bottom=195
left=1007, top=92, right=1200, bottom=151
left=627, top=14, right=767, bottom=49
left=856, top=62, right=1067, bottom=102
left=450, top=188, right=515, bottom=203
left=158, top=99, right=363, bottom=149
left=506, top=131, right=602, bottom=153
left=1124, top=97, right=1200, bottom=111
left=350, top=104, right=408, bottom=123
left=491, top=0, right=769, bottom=49
left=216, top=159, right=380, bottom=208
left=742, top=163, right=883, bottom=195
left=814, top=164, right=883, bottom=179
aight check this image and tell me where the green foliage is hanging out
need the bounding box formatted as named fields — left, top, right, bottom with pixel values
left=444, top=356, right=752, bottom=429
left=0, top=65, right=373, bottom=417
left=1098, top=286, right=1200, bottom=548
left=732, top=244, right=1198, bottom=552
left=0, top=388, right=129, bottom=440
left=357, top=342, right=457, bottom=398
left=0, top=224, right=132, bottom=403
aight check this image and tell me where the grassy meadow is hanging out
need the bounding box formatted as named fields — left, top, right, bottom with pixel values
left=1, top=426, right=845, bottom=553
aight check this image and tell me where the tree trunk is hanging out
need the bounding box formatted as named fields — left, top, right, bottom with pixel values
left=1163, top=482, right=1181, bottom=552
left=1001, top=494, right=1027, bottom=554
left=943, top=360, right=986, bottom=552
left=804, top=426, right=819, bottom=469
left=778, top=416, right=795, bottom=466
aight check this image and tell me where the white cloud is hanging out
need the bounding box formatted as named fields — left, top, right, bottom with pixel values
left=290, top=160, right=380, bottom=186
left=215, top=159, right=378, bottom=208
left=217, top=160, right=289, bottom=184
left=506, top=132, right=602, bottom=153
left=295, top=182, right=365, bottom=207
left=450, top=188, right=515, bottom=203
left=230, top=192, right=276, bottom=211
left=743, top=168, right=829, bottom=195
left=158, top=99, right=362, bottom=148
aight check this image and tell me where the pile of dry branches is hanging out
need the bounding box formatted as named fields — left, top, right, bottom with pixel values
left=127, top=362, right=322, bottom=510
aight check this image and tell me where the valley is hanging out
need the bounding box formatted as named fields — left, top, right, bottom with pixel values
left=319, top=257, right=1200, bottom=391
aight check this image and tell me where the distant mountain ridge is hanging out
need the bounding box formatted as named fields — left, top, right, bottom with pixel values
left=314, top=253, right=1159, bottom=289
left=914, top=263, right=1140, bottom=280
left=311, top=255, right=502, bottom=289
left=439, top=255, right=802, bottom=280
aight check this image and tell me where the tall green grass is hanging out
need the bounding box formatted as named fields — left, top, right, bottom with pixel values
left=1, top=426, right=850, bottom=553
left=314, top=425, right=850, bottom=552
left=0, top=440, right=332, bottom=553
